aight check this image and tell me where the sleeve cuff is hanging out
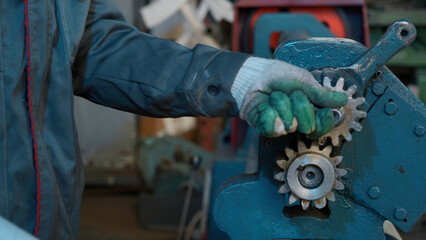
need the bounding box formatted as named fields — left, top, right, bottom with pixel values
left=231, top=57, right=275, bottom=110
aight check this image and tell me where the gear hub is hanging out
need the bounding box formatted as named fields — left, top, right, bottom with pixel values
left=274, top=141, right=347, bottom=210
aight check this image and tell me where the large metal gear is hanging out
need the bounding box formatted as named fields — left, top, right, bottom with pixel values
left=274, top=141, right=347, bottom=210
left=318, top=77, right=367, bottom=146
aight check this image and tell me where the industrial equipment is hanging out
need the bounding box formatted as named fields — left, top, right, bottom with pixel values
left=213, top=19, right=426, bottom=240
left=230, top=0, right=369, bottom=151
left=136, top=136, right=212, bottom=231
left=369, top=7, right=426, bottom=103
left=136, top=136, right=211, bottom=194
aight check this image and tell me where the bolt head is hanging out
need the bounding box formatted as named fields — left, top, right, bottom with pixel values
left=373, top=83, right=385, bottom=96
left=385, top=102, right=398, bottom=115
left=394, top=208, right=407, bottom=221
left=368, top=187, right=381, bottom=199
left=415, top=126, right=425, bottom=137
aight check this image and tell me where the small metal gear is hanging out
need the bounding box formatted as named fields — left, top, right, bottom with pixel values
left=318, top=77, right=367, bottom=146
left=274, top=141, right=347, bottom=210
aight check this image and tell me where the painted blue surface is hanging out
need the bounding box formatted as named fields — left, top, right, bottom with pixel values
left=214, top=20, right=426, bottom=239
left=207, top=160, right=246, bottom=240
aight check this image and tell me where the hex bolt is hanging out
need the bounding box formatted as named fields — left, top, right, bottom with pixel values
left=394, top=208, right=407, bottom=221
left=368, top=187, right=381, bottom=199
left=385, top=102, right=398, bottom=115
left=373, top=83, right=385, bottom=96
left=415, top=126, right=425, bottom=137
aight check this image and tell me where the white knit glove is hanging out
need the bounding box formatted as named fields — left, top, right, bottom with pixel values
left=231, top=57, right=348, bottom=138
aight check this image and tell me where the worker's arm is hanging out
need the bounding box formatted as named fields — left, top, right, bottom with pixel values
left=73, top=0, right=248, bottom=118
left=73, top=0, right=347, bottom=137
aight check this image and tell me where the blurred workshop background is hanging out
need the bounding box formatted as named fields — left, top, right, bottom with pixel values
left=76, top=0, right=426, bottom=239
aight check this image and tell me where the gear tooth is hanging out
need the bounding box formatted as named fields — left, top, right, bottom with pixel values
left=331, top=136, right=341, bottom=146
left=310, top=141, right=320, bottom=151
left=285, top=148, right=296, bottom=160
left=314, top=197, right=327, bottom=209
left=350, top=121, right=363, bottom=132
left=322, top=145, right=332, bottom=157
left=297, top=141, right=307, bottom=152
left=277, top=160, right=290, bottom=170
left=345, top=133, right=352, bottom=142
left=336, top=168, right=347, bottom=177
left=288, top=193, right=299, bottom=204
left=278, top=183, right=290, bottom=194
left=356, top=110, right=367, bottom=119
left=274, top=171, right=285, bottom=181
left=335, top=180, right=345, bottom=190
left=334, top=156, right=343, bottom=165
left=353, top=97, right=365, bottom=107
left=326, top=191, right=336, bottom=201
left=346, top=85, right=357, bottom=97
left=318, top=137, right=327, bottom=146
left=323, top=77, right=332, bottom=88
left=336, top=78, right=344, bottom=90
left=301, top=200, right=310, bottom=210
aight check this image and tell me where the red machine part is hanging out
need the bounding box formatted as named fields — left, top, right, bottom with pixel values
left=232, top=0, right=369, bottom=52
left=249, top=8, right=280, bottom=52
left=288, top=7, right=347, bottom=38
left=269, top=7, right=348, bottom=50
left=253, top=8, right=348, bottom=53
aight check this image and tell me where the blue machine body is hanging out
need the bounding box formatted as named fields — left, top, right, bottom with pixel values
left=213, top=20, right=426, bottom=240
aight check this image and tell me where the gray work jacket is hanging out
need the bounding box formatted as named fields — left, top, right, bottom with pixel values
left=0, top=0, right=248, bottom=239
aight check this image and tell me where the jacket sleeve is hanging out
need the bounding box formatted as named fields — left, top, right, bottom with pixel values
left=72, top=0, right=250, bottom=118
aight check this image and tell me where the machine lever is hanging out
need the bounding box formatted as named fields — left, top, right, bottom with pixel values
left=348, top=19, right=416, bottom=84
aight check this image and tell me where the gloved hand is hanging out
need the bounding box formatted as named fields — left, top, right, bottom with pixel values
left=231, top=57, right=348, bottom=138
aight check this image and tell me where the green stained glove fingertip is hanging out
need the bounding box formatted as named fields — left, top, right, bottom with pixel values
left=270, top=92, right=293, bottom=129
left=290, top=90, right=316, bottom=134
left=308, top=86, right=349, bottom=108
left=257, top=104, right=279, bottom=137
left=309, top=108, right=335, bottom=139
left=333, top=92, right=349, bottom=106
